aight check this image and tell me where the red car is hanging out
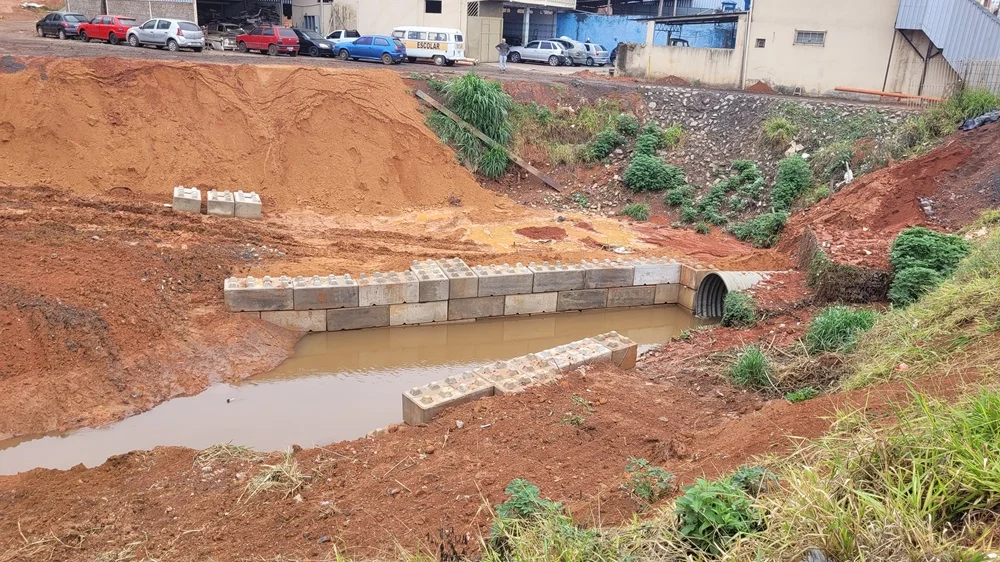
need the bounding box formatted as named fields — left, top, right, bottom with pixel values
left=235, top=25, right=299, bottom=56
left=78, top=15, right=138, bottom=45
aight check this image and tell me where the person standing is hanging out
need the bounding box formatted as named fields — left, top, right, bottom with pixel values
left=496, top=38, right=510, bottom=71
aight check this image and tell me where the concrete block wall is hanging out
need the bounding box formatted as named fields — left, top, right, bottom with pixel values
left=106, top=0, right=195, bottom=22
left=402, top=332, right=639, bottom=425
left=225, top=257, right=715, bottom=332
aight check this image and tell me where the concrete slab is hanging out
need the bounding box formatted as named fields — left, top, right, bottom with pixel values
left=326, top=306, right=390, bottom=331
left=556, top=289, right=609, bottom=312
left=581, top=259, right=635, bottom=289
left=631, top=257, right=682, bottom=285
left=233, top=190, right=262, bottom=219
left=172, top=186, right=201, bottom=214
left=607, top=286, right=656, bottom=308
left=224, top=275, right=293, bottom=312
left=261, top=310, right=326, bottom=332
left=409, top=260, right=450, bottom=302
left=389, top=301, right=448, bottom=326
left=293, top=274, right=359, bottom=310
left=402, top=376, right=493, bottom=425
left=206, top=190, right=235, bottom=217
left=473, top=355, right=561, bottom=395
left=680, top=264, right=713, bottom=290
left=678, top=286, right=696, bottom=311
left=435, top=258, right=479, bottom=299
left=448, top=296, right=505, bottom=320
left=528, top=262, right=586, bottom=292
left=504, top=292, right=558, bottom=315
left=473, top=263, right=534, bottom=296
left=591, top=331, right=639, bottom=370
left=654, top=283, right=681, bottom=304
left=358, top=271, right=419, bottom=306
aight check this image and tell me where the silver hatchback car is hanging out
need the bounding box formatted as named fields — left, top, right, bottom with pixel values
left=127, top=18, right=205, bottom=52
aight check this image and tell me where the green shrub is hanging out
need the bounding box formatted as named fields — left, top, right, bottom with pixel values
left=889, top=226, right=972, bottom=275
left=888, top=266, right=944, bottom=306
left=479, top=145, right=510, bottom=179
left=571, top=193, right=590, bottom=208
left=694, top=221, right=711, bottom=234
left=680, top=204, right=698, bottom=223
left=664, top=184, right=695, bottom=207
left=443, top=73, right=513, bottom=145
left=640, top=121, right=661, bottom=137
left=721, top=292, right=756, bottom=328
left=729, top=345, right=771, bottom=388
left=662, top=124, right=685, bottom=148
left=729, top=211, right=789, bottom=248
left=784, top=386, right=820, bottom=403
left=634, top=133, right=660, bottom=156
left=727, top=466, right=777, bottom=497
left=620, top=203, right=650, bottom=221
left=805, top=305, right=878, bottom=353
left=587, top=127, right=625, bottom=160
left=762, top=116, right=798, bottom=148
left=675, top=479, right=761, bottom=554
left=952, top=87, right=1000, bottom=120
left=615, top=113, right=640, bottom=136
left=625, top=458, right=674, bottom=503
left=771, top=155, right=813, bottom=211
left=623, top=155, right=685, bottom=192
left=427, top=111, right=483, bottom=167
left=495, top=479, right=563, bottom=522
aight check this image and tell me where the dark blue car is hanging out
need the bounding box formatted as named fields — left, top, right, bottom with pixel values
left=336, top=34, right=406, bottom=65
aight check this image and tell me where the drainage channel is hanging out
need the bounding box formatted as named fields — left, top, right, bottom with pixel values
left=0, top=306, right=711, bottom=475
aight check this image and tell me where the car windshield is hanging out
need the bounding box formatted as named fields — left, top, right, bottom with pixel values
left=120, top=18, right=138, bottom=25
left=178, top=22, right=200, bottom=31
left=301, top=29, right=323, bottom=40
left=279, top=28, right=297, bottom=37
left=65, top=14, right=87, bottom=22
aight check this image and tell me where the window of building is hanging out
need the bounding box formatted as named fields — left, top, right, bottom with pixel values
left=755, top=38, right=765, bottom=48
left=303, top=15, right=316, bottom=31
left=425, top=0, right=442, bottom=13
left=794, top=30, right=826, bottom=46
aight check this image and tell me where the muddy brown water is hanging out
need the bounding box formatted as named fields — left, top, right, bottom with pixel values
left=0, top=307, right=710, bottom=475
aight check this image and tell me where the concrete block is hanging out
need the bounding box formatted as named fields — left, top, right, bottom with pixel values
left=409, top=260, right=450, bottom=302
left=680, top=264, right=712, bottom=290
left=678, top=286, right=696, bottom=311
left=448, top=296, right=505, bottom=320
left=607, top=286, right=656, bottom=308
left=293, top=274, right=359, bottom=310
left=358, top=271, right=419, bottom=306
left=473, top=263, right=533, bottom=296
left=591, top=331, right=639, bottom=370
left=442, top=371, right=494, bottom=401
left=240, top=311, right=261, bottom=319
left=581, top=258, right=635, bottom=289
left=234, top=190, right=262, bottom=219
left=473, top=355, right=561, bottom=395
left=556, top=289, right=609, bottom=312
left=435, top=258, right=479, bottom=299
left=206, top=190, right=235, bottom=217
left=535, top=339, right=613, bottom=373
left=389, top=301, right=448, bottom=326
left=172, top=186, right=201, bottom=213
left=528, top=261, right=585, bottom=292
left=402, top=376, right=493, bottom=425
left=326, top=306, right=390, bottom=331
left=654, top=283, right=681, bottom=304
left=261, top=310, right=326, bottom=332
left=224, top=275, right=293, bottom=312
left=631, top=257, right=682, bottom=286
left=504, top=292, right=558, bottom=315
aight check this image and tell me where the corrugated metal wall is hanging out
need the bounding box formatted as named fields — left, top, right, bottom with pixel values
left=896, top=0, right=1000, bottom=74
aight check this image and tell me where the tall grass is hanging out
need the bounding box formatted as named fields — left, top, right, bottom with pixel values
left=805, top=306, right=878, bottom=353
left=729, top=345, right=772, bottom=388
left=442, top=73, right=513, bottom=145
left=620, top=203, right=650, bottom=221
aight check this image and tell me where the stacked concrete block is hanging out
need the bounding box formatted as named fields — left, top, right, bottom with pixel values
left=535, top=339, right=613, bottom=373
left=261, top=310, right=326, bottom=332
left=556, top=289, right=610, bottom=312
left=224, top=275, right=293, bottom=312
left=172, top=186, right=202, bottom=214
left=472, top=355, right=561, bottom=395
left=410, top=260, right=450, bottom=302
left=448, top=296, right=504, bottom=320
left=607, top=286, right=656, bottom=308
left=591, top=331, right=639, bottom=369
left=504, top=292, right=558, bottom=315
left=678, top=286, right=697, bottom=311
left=234, top=191, right=262, bottom=219
left=206, top=190, right=235, bottom=217
left=389, top=301, right=448, bottom=326
left=654, top=283, right=681, bottom=304
left=293, top=275, right=359, bottom=310
left=631, top=257, right=682, bottom=286
left=442, top=371, right=494, bottom=402
left=402, top=376, right=492, bottom=425
left=581, top=258, right=635, bottom=289
left=326, top=306, right=390, bottom=331
left=473, top=263, right=534, bottom=297
left=680, top=264, right=712, bottom=290
left=435, top=258, right=479, bottom=299
left=358, top=271, right=419, bottom=306
left=528, top=262, right=585, bottom=293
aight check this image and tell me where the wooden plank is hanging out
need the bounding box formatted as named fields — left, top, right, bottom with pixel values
left=415, top=90, right=562, bottom=192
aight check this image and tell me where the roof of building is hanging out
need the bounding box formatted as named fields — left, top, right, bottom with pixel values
left=637, top=11, right=747, bottom=25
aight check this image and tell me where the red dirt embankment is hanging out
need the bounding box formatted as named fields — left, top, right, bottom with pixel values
left=0, top=57, right=512, bottom=217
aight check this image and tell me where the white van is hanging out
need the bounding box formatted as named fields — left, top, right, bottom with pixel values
left=390, top=26, right=471, bottom=66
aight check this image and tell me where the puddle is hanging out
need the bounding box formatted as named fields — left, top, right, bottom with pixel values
left=0, top=307, right=710, bottom=475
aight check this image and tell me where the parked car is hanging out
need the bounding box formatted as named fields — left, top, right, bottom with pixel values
left=547, top=36, right=587, bottom=66
left=293, top=28, right=334, bottom=57
left=582, top=42, right=609, bottom=66
left=78, top=15, right=137, bottom=45
left=507, top=40, right=568, bottom=67
left=204, top=22, right=244, bottom=50
left=35, top=12, right=88, bottom=40
left=235, top=25, right=299, bottom=56
left=325, top=29, right=360, bottom=43
left=336, top=35, right=406, bottom=65
left=127, top=19, right=205, bottom=51
left=390, top=26, right=465, bottom=66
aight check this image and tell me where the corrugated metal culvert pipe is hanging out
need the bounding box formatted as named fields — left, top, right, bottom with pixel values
left=695, top=272, right=771, bottom=317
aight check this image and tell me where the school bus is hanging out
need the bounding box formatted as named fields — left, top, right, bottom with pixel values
left=390, top=26, right=470, bottom=66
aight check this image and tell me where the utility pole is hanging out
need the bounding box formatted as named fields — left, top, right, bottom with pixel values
left=657, top=0, right=664, bottom=16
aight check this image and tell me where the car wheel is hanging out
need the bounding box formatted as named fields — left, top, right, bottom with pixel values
left=108, top=32, right=117, bottom=45
left=237, top=41, right=247, bottom=53
left=80, top=31, right=89, bottom=42
left=36, top=26, right=43, bottom=37
left=586, top=56, right=594, bottom=66
left=166, top=39, right=178, bottom=52
left=289, top=50, right=297, bottom=57
left=445, top=59, right=455, bottom=66
left=381, top=52, right=393, bottom=65
left=128, top=34, right=139, bottom=47
left=58, top=29, right=66, bottom=40
left=509, top=52, right=521, bottom=63
left=308, top=46, right=319, bottom=57
left=598, top=63, right=606, bottom=67
left=338, top=49, right=350, bottom=61
left=193, top=47, right=203, bottom=53
left=407, top=56, right=416, bottom=63
left=548, top=55, right=560, bottom=66
left=433, top=54, right=446, bottom=66
left=267, top=44, right=277, bottom=56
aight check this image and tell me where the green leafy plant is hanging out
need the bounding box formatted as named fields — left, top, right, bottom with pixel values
left=729, top=345, right=771, bottom=389
left=784, top=386, right=820, bottom=403
left=495, top=479, right=563, bottom=522
left=762, top=116, right=798, bottom=148
left=729, top=211, right=789, bottom=248
left=479, top=144, right=510, bottom=179
left=888, top=266, right=944, bottom=306
left=427, top=111, right=483, bottom=168
left=625, top=457, right=674, bottom=503
left=805, top=305, right=878, bottom=353
left=694, top=221, right=711, bottom=235
left=770, top=155, right=813, bottom=211
left=634, top=133, right=660, bottom=156
left=662, top=124, right=685, bottom=148
left=889, top=226, right=972, bottom=275
left=623, top=155, right=685, bottom=192
left=615, top=113, right=640, bottom=136
left=442, top=73, right=513, bottom=145
left=721, top=292, right=756, bottom=328
left=675, top=478, right=761, bottom=554
left=640, top=121, right=661, bottom=137
left=680, top=204, right=698, bottom=224
left=664, top=184, right=695, bottom=207
left=727, top=465, right=777, bottom=497
left=620, top=203, right=650, bottom=221
left=587, top=127, right=625, bottom=160
left=678, top=329, right=692, bottom=340
left=571, top=193, right=590, bottom=208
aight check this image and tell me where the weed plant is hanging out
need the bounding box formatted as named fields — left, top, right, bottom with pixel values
left=615, top=113, right=640, bottom=136
left=478, top=145, right=510, bottom=179
left=620, top=203, right=650, bottom=221
left=625, top=458, right=674, bottom=503
left=587, top=128, right=625, bottom=160
left=729, top=345, right=772, bottom=389
left=634, top=133, right=660, bottom=156
left=729, top=211, right=789, bottom=248
left=721, top=292, right=756, bottom=328
left=784, top=386, right=819, bottom=403
left=623, top=155, right=685, bottom=192
left=805, top=305, right=878, bottom=353
left=770, top=155, right=813, bottom=211
left=762, top=116, right=797, bottom=148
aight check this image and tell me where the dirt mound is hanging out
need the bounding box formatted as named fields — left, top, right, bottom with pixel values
left=0, top=57, right=511, bottom=216
left=515, top=225, right=567, bottom=240
left=745, top=80, right=777, bottom=94
left=780, top=122, right=1000, bottom=268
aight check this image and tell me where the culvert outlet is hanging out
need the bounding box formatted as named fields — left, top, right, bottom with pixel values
left=695, top=272, right=770, bottom=318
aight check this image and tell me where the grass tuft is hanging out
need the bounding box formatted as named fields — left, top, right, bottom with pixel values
left=194, top=443, right=260, bottom=467
left=240, top=449, right=308, bottom=503
left=620, top=203, right=650, bottom=221
left=729, top=345, right=772, bottom=389
left=805, top=305, right=878, bottom=353
left=729, top=211, right=788, bottom=248
left=762, top=116, right=798, bottom=148
left=478, top=144, right=510, bottom=180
